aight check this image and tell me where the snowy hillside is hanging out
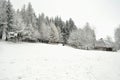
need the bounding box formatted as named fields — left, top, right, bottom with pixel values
left=0, top=42, right=120, bottom=80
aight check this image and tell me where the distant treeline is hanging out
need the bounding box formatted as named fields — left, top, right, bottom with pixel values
left=0, top=0, right=120, bottom=50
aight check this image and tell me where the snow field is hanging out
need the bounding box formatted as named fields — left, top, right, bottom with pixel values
left=0, top=42, right=120, bottom=80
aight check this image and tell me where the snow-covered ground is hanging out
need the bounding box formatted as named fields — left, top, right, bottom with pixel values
left=0, top=41, right=120, bottom=80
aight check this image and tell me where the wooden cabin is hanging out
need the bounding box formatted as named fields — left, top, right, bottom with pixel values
left=95, top=38, right=113, bottom=51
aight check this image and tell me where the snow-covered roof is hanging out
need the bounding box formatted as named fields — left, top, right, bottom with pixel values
left=95, top=38, right=113, bottom=48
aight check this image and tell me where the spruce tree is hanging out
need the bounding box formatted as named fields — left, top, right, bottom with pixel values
left=0, top=0, right=7, bottom=40
left=6, top=0, right=14, bottom=32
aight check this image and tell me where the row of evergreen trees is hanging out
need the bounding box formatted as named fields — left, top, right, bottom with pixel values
left=0, top=0, right=96, bottom=49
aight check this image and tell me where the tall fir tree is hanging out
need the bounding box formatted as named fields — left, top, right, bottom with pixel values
left=26, top=2, right=37, bottom=28
left=6, top=0, right=14, bottom=32
left=54, top=16, right=66, bottom=44
left=0, top=0, right=8, bottom=40
left=20, top=4, right=27, bottom=24
left=64, top=18, right=77, bottom=44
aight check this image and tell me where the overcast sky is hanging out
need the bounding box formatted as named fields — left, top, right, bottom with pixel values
left=10, top=0, right=120, bottom=40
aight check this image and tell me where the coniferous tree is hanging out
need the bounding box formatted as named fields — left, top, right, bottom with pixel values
left=0, top=0, right=7, bottom=40
left=64, top=18, right=77, bottom=44
left=6, top=0, right=14, bottom=32
left=26, top=2, right=37, bottom=28
left=20, top=4, right=27, bottom=24
left=20, top=3, right=40, bottom=41
left=54, top=16, right=66, bottom=44
left=49, top=22, right=59, bottom=43
left=14, top=9, right=25, bottom=32
left=67, top=18, right=77, bottom=32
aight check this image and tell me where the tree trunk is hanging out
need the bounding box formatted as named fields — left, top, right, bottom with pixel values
left=2, top=24, right=7, bottom=41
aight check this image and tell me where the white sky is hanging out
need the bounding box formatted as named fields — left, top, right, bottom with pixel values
left=10, top=0, right=120, bottom=40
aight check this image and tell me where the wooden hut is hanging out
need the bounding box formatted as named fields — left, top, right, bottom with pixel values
left=95, top=38, right=113, bottom=51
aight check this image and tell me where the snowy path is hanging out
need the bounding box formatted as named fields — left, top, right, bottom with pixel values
left=0, top=42, right=120, bottom=80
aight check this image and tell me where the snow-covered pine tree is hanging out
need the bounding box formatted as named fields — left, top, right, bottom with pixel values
left=20, top=4, right=27, bottom=24
left=26, top=2, right=37, bottom=28
left=6, top=0, right=14, bottom=32
left=49, top=22, right=59, bottom=43
left=19, top=3, right=40, bottom=41
left=66, top=18, right=77, bottom=32
left=0, top=0, right=7, bottom=40
left=64, top=18, right=77, bottom=44
left=14, top=9, right=25, bottom=32
left=54, top=16, right=66, bottom=44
